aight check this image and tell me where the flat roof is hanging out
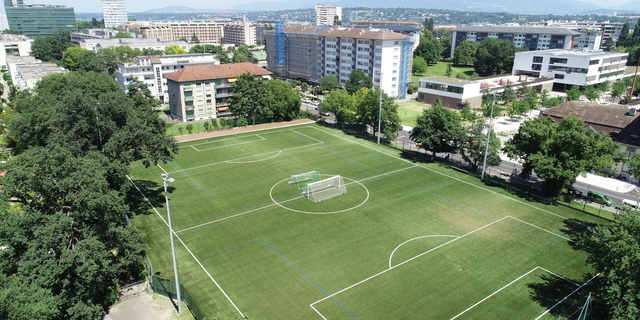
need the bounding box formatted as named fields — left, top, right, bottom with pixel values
left=516, top=49, right=628, bottom=58
left=454, top=25, right=581, bottom=36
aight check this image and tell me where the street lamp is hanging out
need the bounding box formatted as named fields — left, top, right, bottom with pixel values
left=162, top=173, right=181, bottom=315
left=377, top=72, right=383, bottom=144
left=480, top=91, right=496, bottom=180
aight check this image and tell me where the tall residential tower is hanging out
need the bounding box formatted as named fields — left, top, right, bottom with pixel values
left=102, top=0, right=127, bottom=28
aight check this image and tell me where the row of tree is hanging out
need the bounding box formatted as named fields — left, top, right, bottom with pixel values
left=453, top=38, right=527, bottom=76
left=0, top=72, right=178, bottom=319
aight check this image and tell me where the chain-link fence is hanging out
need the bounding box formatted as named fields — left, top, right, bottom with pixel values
left=150, top=275, right=207, bottom=320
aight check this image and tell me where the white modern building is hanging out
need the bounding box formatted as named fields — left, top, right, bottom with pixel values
left=223, top=23, right=256, bottom=45
left=316, top=5, right=342, bottom=26
left=6, top=55, right=66, bottom=90
left=512, top=49, right=628, bottom=86
left=0, top=33, right=32, bottom=66
left=102, top=0, right=127, bottom=28
left=265, top=24, right=412, bottom=98
left=77, top=37, right=189, bottom=52
left=115, top=53, right=219, bottom=103
left=451, top=25, right=602, bottom=58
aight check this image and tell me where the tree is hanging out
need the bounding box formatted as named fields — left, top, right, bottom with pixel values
left=415, top=33, right=442, bottom=65
left=632, top=18, right=640, bottom=47
left=502, top=84, right=516, bottom=104
left=345, top=69, right=373, bottom=94
left=228, top=71, right=268, bottom=119
left=461, top=119, right=502, bottom=171
left=452, top=40, right=479, bottom=66
left=583, top=84, right=600, bottom=101
left=62, top=47, right=87, bottom=71
left=439, top=36, right=452, bottom=59
left=320, top=89, right=356, bottom=124
left=189, top=44, right=204, bottom=53
left=566, top=85, right=582, bottom=101
left=232, top=52, right=247, bottom=63
left=459, top=101, right=478, bottom=121
left=76, top=20, right=93, bottom=30
left=410, top=101, right=465, bottom=157
left=473, top=38, right=519, bottom=76
left=264, top=79, right=301, bottom=121
left=216, top=51, right=231, bottom=64
left=445, top=64, right=453, bottom=77
left=333, top=15, right=342, bottom=26
left=617, top=22, right=631, bottom=48
left=320, top=74, right=340, bottom=92
left=627, top=153, right=640, bottom=178
left=186, top=123, right=193, bottom=134
left=423, top=17, right=434, bottom=32
left=516, top=82, right=531, bottom=100
left=91, top=17, right=105, bottom=28
left=612, top=80, right=628, bottom=101
left=203, top=121, right=210, bottom=132
left=602, top=37, right=615, bottom=52
left=503, top=116, right=619, bottom=196
left=114, top=31, right=133, bottom=38
left=412, top=56, right=428, bottom=75
left=30, top=30, right=74, bottom=62
left=164, top=45, right=187, bottom=55
left=356, top=88, right=401, bottom=140
left=572, top=213, right=640, bottom=319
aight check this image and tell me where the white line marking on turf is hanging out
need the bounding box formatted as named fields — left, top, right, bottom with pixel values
left=190, top=135, right=266, bottom=152
left=175, top=121, right=315, bottom=143
left=310, top=304, right=329, bottom=320
left=506, top=216, right=573, bottom=242
left=290, top=128, right=324, bottom=144
left=127, top=175, right=245, bottom=318
left=310, top=217, right=509, bottom=312
left=534, top=273, right=600, bottom=320
left=226, top=151, right=282, bottom=163
left=451, top=266, right=583, bottom=320
left=388, top=235, right=460, bottom=269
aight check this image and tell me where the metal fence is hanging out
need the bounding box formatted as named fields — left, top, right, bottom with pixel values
left=151, top=275, right=207, bottom=320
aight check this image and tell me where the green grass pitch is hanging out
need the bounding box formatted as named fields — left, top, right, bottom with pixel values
left=129, top=124, right=602, bottom=320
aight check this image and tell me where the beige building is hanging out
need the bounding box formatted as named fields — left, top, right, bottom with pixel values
left=0, top=33, right=32, bottom=66
left=223, top=23, right=256, bottom=45
left=139, top=25, right=174, bottom=41
left=166, top=62, right=272, bottom=122
left=132, top=21, right=225, bottom=43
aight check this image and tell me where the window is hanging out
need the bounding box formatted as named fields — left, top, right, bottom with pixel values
left=554, top=74, right=565, bottom=79
left=531, top=64, right=542, bottom=71
left=589, top=59, right=600, bottom=65
left=394, top=41, right=399, bottom=45
left=549, top=57, right=568, bottom=64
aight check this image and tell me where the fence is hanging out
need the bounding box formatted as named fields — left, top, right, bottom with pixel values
left=151, top=275, right=207, bottom=320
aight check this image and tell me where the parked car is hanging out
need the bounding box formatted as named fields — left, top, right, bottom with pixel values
left=587, top=190, right=613, bottom=206
left=566, top=186, right=583, bottom=197
left=620, top=199, right=640, bottom=213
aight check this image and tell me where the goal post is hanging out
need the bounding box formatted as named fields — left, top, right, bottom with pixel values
left=303, top=175, right=347, bottom=202
left=288, top=171, right=321, bottom=189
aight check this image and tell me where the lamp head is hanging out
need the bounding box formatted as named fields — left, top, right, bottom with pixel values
left=167, top=178, right=175, bottom=183
left=161, top=173, right=168, bottom=178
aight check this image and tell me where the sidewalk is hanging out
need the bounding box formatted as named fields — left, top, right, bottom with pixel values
left=576, top=173, right=637, bottom=193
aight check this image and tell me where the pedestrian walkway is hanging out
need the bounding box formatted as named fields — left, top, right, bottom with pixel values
left=576, top=173, right=637, bottom=193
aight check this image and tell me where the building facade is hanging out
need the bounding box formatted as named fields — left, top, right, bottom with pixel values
left=450, top=25, right=602, bottom=59
left=6, top=55, right=66, bottom=90
left=265, top=24, right=412, bottom=98
left=135, top=22, right=225, bottom=43
left=316, top=5, right=342, bottom=26
left=0, top=33, right=32, bottom=66
left=223, top=23, right=256, bottom=45
left=165, top=62, right=272, bottom=122
left=416, top=74, right=553, bottom=109
left=5, top=4, right=76, bottom=38
left=116, top=53, right=219, bottom=103
left=102, top=0, right=127, bottom=28
left=526, top=21, right=625, bottom=46
left=512, top=49, right=628, bottom=86
left=77, top=37, right=188, bottom=52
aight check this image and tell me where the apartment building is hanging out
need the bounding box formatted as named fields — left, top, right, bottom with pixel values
left=316, top=4, right=342, bottom=26
left=527, top=21, right=625, bottom=45
left=512, top=49, right=628, bottom=86
left=6, top=55, right=66, bottom=90
left=138, top=25, right=174, bottom=41
left=102, top=0, right=127, bottom=28
left=5, top=4, right=76, bottom=38
left=116, top=53, right=219, bottom=103
left=265, top=24, right=412, bottom=98
left=223, top=23, right=256, bottom=45
left=166, top=62, right=272, bottom=122
left=451, top=25, right=602, bottom=58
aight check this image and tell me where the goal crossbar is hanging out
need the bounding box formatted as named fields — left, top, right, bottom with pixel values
left=289, top=171, right=321, bottom=189
left=302, top=175, right=347, bottom=202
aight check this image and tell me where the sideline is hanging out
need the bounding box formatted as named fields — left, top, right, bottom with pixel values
left=173, top=119, right=315, bottom=142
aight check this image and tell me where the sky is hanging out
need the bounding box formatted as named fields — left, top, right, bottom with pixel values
left=2, top=0, right=632, bottom=13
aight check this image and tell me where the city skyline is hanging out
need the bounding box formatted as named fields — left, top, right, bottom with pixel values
left=0, top=0, right=635, bottom=14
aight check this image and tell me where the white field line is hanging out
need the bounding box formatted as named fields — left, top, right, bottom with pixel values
left=310, top=217, right=509, bottom=311
left=451, top=266, right=582, bottom=320
left=126, top=175, right=245, bottom=318
left=226, top=151, right=282, bottom=163
left=290, top=128, right=324, bottom=144
left=311, top=127, right=575, bottom=223
left=176, top=165, right=416, bottom=234
left=388, top=235, right=460, bottom=269
left=506, top=216, right=573, bottom=242
left=310, top=304, right=328, bottom=320
left=190, top=135, right=266, bottom=152
left=175, top=121, right=315, bottom=143
left=534, top=273, right=600, bottom=320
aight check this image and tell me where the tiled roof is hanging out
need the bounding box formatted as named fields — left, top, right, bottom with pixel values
left=542, top=101, right=640, bottom=147
left=165, top=62, right=272, bottom=82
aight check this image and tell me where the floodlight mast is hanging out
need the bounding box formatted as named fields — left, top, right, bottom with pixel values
left=162, top=174, right=181, bottom=314
left=481, top=91, right=496, bottom=181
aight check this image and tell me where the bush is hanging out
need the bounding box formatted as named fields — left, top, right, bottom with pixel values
left=211, top=119, right=219, bottom=130
left=185, top=124, right=193, bottom=134
left=407, top=86, right=415, bottom=94
left=236, top=117, right=248, bottom=127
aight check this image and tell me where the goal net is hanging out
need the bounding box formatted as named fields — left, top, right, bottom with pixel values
left=288, top=171, right=321, bottom=189
left=302, top=175, right=347, bottom=202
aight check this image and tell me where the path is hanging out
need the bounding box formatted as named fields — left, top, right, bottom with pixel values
left=173, top=119, right=316, bottom=142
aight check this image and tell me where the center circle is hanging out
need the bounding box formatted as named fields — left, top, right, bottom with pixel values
left=269, top=175, right=369, bottom=214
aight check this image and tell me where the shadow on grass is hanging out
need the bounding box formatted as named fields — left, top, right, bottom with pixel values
left=126, top=179, right=176, bottom=215
left=527, top=272, right=605, bottom=319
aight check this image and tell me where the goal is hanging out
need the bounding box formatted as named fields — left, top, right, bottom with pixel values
left=302, top=175, right=347, bottom=202
left=288, top=171, right=321, bottom=189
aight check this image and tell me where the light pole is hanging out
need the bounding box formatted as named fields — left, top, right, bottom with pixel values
left=377, top=72, right=383, bottom=144
left=480, top=91, right=496, bottom=180
left=162, top=173, right=181, bottom=315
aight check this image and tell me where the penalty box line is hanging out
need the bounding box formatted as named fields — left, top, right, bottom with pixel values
left=175, top=165, right=417, bottom=235
left=126, top=175, right=245, bottom=318
left=309, top=216, right=510, bottom=315
left=450, top=266, right=580, bottom=320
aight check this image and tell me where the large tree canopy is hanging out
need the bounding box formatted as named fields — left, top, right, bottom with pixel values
left=228, top=72, right=269, bottom=119
left=346, top=69, right=373, bottom=94
left=503, top=116, right=619, bottom=196
left=452, top=40, right=479, bottom=66
left=473, top=38, right=521, bottom=76
left=355, top=88, right=401, bottom=140
left=461, top=119, right=502, bottom=171
left=265, top=79, right=301, bottom=122
left=0, top=71, right=176, bottom=319
left=319, top=89, right=356, bottom=124
left=410, top=101, right=465, bottom=157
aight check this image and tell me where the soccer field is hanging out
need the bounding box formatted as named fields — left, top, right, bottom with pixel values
left=129, top=123, right=601, bottom=320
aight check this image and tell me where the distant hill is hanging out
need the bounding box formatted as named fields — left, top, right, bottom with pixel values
left=142, top=6, right=225, bottom=14
left=232, top=0, right=602, bottom=14
left=614, top=1, right=640, bottom=11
